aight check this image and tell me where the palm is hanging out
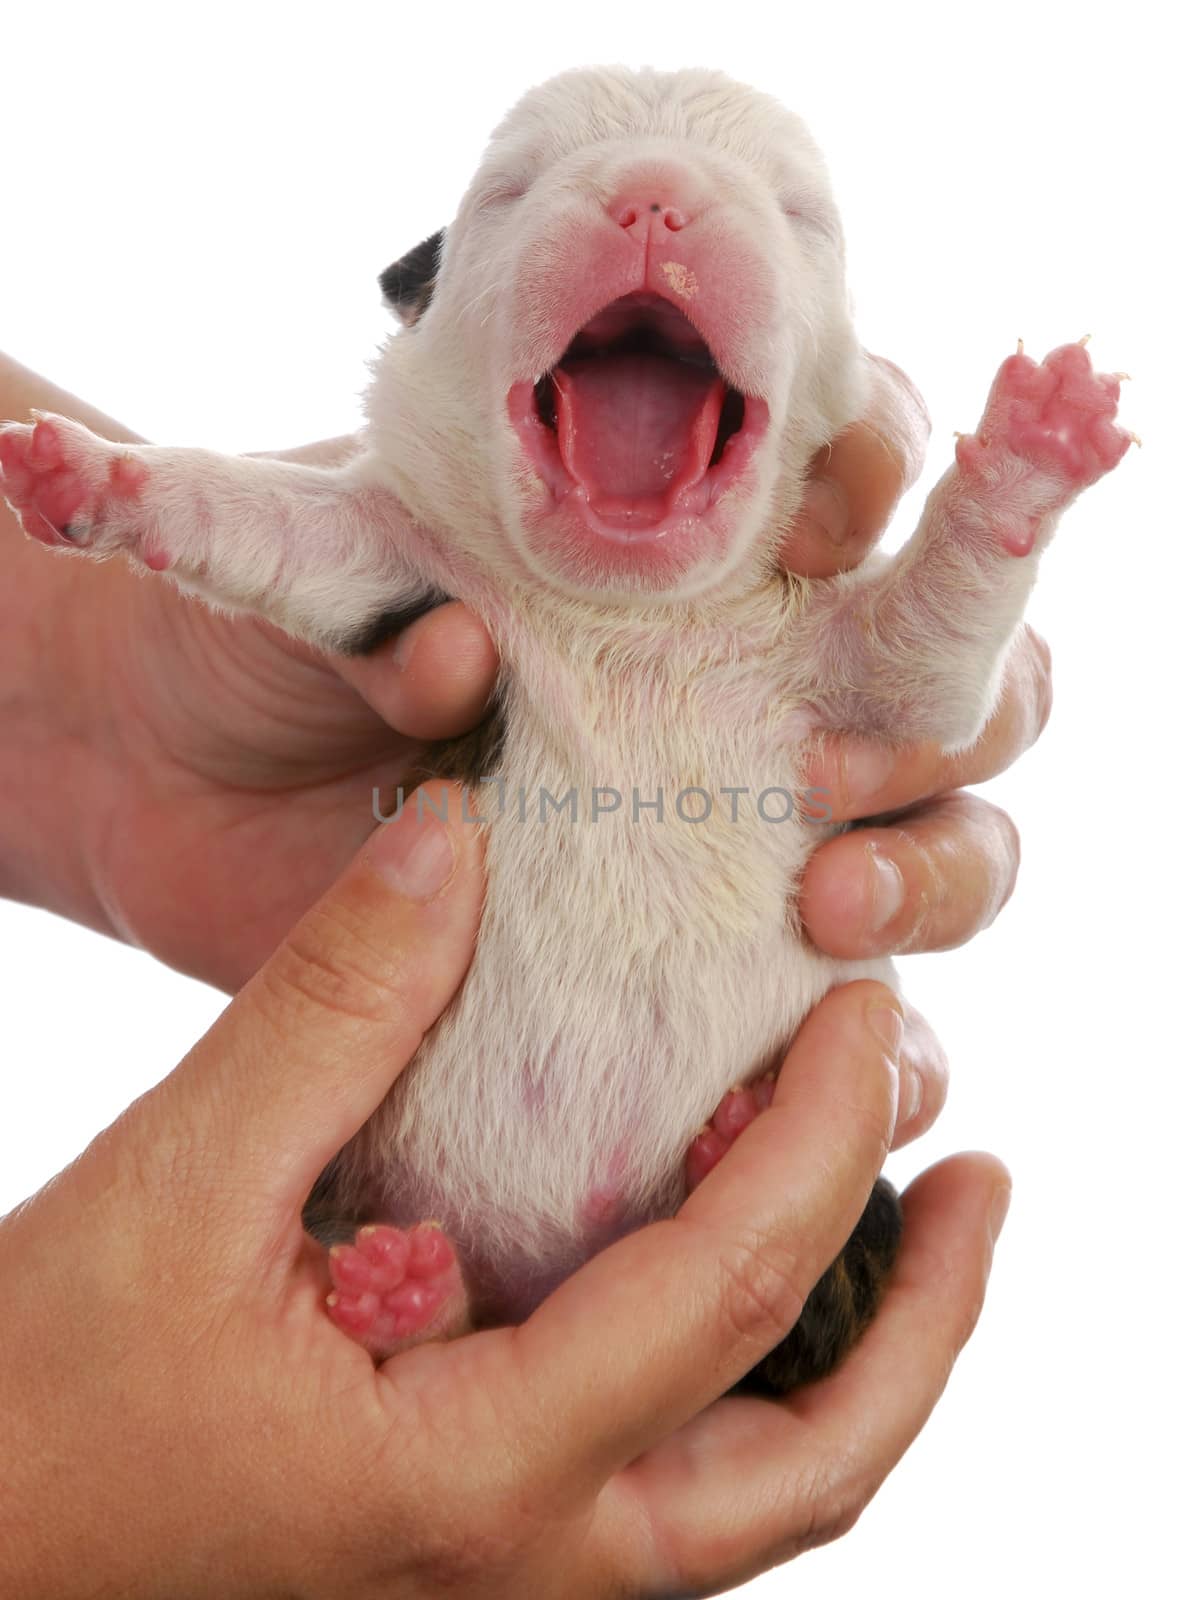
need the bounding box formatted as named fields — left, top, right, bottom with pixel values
left=92, top=574, right=422, bottom=991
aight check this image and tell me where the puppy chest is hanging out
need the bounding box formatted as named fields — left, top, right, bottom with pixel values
left=485, top=663, right=820, bottom=956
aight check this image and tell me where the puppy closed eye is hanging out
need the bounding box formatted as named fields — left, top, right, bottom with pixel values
left=477, top=180, right=531, bottom=209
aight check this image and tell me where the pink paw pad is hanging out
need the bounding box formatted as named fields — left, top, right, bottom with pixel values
left=955, top=341, right=1132, bottom=542
left=685, top=1075, right=776, bottom=1191
left=326, top=1222, right=464, bottom=1359
left=0, top=417, right=149, bottom=550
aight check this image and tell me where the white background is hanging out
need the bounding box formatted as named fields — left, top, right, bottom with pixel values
left=2, top=2, right=1194, bottom=1594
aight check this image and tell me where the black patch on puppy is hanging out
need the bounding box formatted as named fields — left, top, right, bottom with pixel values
left=336, top=578, right=507, bottom=795
left=738, top=1176, right=903, bottom=1395
left=415, top=697, right=509, bottom=788
left=302, top=1165, right=356, bottom=1246
left=379, top=229, right=445, bottom=327
left=339, top=588, right=453, bottom=656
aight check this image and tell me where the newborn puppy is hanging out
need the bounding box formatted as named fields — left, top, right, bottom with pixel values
left=0, top=66, right=1132, bottom=1393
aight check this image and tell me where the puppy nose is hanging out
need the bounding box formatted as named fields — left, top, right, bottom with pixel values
left=609, top=194, right=691, bottom=232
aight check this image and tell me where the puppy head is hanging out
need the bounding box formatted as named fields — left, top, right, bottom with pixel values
left=372, top=66, right=865, bottom=606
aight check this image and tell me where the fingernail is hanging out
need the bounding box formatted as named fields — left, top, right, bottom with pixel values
left=838, top=741, right=898, bottom=807
left=868, top=844, right=906, bottom=934
left=989, top=1183, right=1012, bottom=1244
left=801, top=477, right=851, bottom=546
left=897, top=1064, right=922, bottom=1128
left=867, top=999, right=904, bottom=1146
left=367, top=791, right=456, bottom=901
left=866, top=998, right=905, bottom=1059
left=393, top=628, right=417, bottom=671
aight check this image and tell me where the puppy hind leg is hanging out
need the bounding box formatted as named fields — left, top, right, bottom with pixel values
left=326, top=1223, right=472, bottom=1361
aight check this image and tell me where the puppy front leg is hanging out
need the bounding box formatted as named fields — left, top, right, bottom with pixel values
left=801, top=340, right=1133, bottom=752
left=0, top=414, right=437, bottom=653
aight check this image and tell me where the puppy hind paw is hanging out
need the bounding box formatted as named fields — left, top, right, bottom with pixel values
left=685, top=1075, right=776, bottom=1192
left=326, top=1222, right=469, bottom=1360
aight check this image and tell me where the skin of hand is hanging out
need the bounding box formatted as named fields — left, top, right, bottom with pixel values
left=0, top=351, right=1050, bottom=1138
left=0, top=787, right=1011, bottom=1599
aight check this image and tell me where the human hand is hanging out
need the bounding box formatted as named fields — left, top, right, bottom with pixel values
left=0, top=356, right=498, bottom=988
left=0, top=785, right=1009, bottom=1598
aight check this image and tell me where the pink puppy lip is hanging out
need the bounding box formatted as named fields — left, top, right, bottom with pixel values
left=506, top=291, right=769, bottom=548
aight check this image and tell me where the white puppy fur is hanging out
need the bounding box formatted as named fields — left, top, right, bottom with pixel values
left=0, top=66, right=1129, bottom=1325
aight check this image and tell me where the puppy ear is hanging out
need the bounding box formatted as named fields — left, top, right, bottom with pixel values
left=379, top=228, right=445, bottom=327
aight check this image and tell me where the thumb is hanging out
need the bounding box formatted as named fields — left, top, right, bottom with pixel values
left=779, top=352, right=930, bottom=579
left=152, top=782, right=484, bottom=1215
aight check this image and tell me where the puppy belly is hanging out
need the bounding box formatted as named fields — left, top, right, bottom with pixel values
left=331, top=934, right=896, bottom=1326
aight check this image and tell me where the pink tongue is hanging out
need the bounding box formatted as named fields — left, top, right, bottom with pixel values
left=555, top=353, right=725, bottom=514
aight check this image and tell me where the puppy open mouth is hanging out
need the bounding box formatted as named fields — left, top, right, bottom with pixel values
left=509, top=292, right=768, bottom=544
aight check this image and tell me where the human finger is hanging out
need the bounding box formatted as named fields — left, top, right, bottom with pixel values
left=800, top=791, right=1021, bottom=960
left=891, top=1003, right=949, bottom=1150
left=334, top=601, right=499, bottom=741
left=778, top=353, right=930, bottom=578
left=145, top=784, right=485, bottom=1219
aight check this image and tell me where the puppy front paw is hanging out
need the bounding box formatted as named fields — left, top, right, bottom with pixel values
left=0, top=414, right=169, bottom=568
left=954, top=340, right=1134, bottom=554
